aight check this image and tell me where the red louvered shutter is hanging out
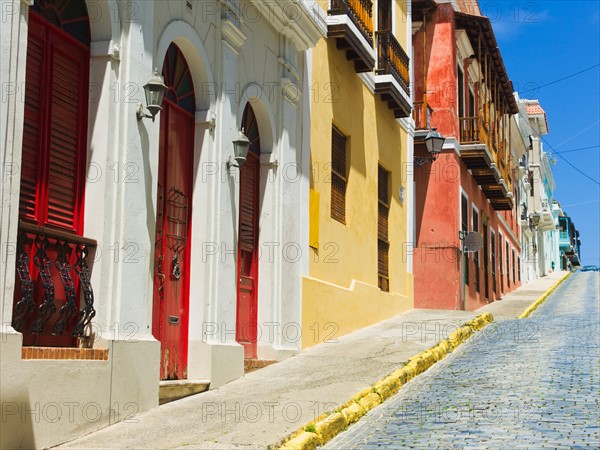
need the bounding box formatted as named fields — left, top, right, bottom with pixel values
left=46, top=40, right=87, bottom=232
left=19, top=18, right=45, bottom=222
left=19, top=13, right=88, bottom=235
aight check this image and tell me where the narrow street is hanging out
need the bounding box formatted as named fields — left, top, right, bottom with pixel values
left=324, top=272, right=600, bottom=449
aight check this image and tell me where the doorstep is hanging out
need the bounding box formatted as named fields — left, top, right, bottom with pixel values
left=158, top=380, right=210, bottom=405
left=244, top=358, right=277, bottom=374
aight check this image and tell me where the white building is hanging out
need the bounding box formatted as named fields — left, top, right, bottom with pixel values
left=0, top=1, right=324, bottom=447
left=514, top=96, right=558, bottom=284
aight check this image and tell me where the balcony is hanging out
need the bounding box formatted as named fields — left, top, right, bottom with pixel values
left=559, top=231, right=571, bottom=249
left=539, top=200, right=555, bottom=232
left=12, top=221, right=97, bottom=345
left=413, top=101, right=432, bottom=130
left=327, top=0, right=375, bottom=73
left=374, top=30, right=411, bottom=118
left=459, top=116, right=512, bottom=211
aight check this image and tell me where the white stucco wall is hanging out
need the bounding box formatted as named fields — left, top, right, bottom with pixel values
left=0, top=0, right=324, bottom=447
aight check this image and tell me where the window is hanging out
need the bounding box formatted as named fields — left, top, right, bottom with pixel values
left=468, top=90, right=475, bottom=117
left=19, top=6, right=90, bottom=234
left=512, top=249, right=516, bottom=283
left=518, top=256, right=521, bottom=281
left=378, top=0, right=391, bottom=31
left=491, top=231, right=496, bottom=293
left=506, top=241, right=510, bottom=287
left=472, top=207, right=480, bottom=292
left=498, top=234, right=503, bottom=292
left=458, top=67, right=464, bottom=118
left=15, top=0, right=91, bottom=347
left=331, top=125, right=347, bottom=223
left=378, top=165, right=390, bottom=292
left=461, top=193, right=469, bottom=285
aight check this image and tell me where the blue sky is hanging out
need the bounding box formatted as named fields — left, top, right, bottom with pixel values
left=479, top=0, right=600, bottom=266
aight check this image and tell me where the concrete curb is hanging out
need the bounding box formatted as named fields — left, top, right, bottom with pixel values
left=517, top=271, right=572, bottom=319
left=274, top=313, right=495, bottom=450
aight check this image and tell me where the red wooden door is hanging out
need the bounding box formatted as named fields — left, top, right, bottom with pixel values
left=152, top=44, right=195, bottom=380
left=236, top=105, right=261, bottom=359
left=152, top=103, right=193, bottom=380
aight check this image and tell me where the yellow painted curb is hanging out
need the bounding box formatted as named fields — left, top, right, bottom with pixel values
left=274, top=312, right=495, bottom=450
left=518, top=271, right=571, bottom=319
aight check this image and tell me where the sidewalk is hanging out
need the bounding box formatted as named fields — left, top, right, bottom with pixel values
left=57, top=271, right=568, bottom=450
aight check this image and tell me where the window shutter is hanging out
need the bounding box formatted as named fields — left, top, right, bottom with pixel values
left=19, top=21, right=45, bottom=222
left=331, top=126, right=347, bottom=223
left=378, top=165, right=390, bottom=291
left=239, top=157, right=258, bottom=252
left=45, top=41, right=87, bottom=232
left=19, top=15, right=88, bottom=234
left=461, top=195, right=469, bottom=285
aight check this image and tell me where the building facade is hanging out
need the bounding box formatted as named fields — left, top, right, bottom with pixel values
left=0, top=0, right=324, bottom=447
left=411, top=0, right=522, bottom=311
left=302, top=0, right=414, bottom=346
left=516, top=97, right=560, bottom=281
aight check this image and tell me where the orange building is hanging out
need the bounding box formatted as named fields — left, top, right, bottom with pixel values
left=411, top=1, right=522, bottom=310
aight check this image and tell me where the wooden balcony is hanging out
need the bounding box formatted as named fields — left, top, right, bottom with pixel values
left=374, top=30, right=411, bottom=118
left=327, top=0, right=375, bottom=73
left=413, top=101, right=432, bottom=130
left=459, top=116, right=480, bottom=144
left=459, top=117, right=513, bottom=211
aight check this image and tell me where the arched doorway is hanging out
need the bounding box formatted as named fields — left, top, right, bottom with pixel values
left=15, top=0, right=90, bottom=347
left=236, top=103, right=261, bottom=359
left=152, top=43, right=195, bottom=380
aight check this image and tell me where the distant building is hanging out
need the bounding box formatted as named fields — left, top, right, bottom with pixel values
left=411, top=0, right=522, bottom=310
left=516, top=98, right=560, bottom=280
left=556, top=208, right=582, bottom=270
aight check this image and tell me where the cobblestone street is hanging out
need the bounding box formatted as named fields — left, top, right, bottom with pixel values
left=324, top=273, right=600, bottom=449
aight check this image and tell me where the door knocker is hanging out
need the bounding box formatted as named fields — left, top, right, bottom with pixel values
left=172, top=254, right=181, bottom=281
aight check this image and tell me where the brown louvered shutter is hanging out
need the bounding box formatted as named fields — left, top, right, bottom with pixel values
left=378, top=165, right=390, bottom=292
left=19, top=19, right=45, bottom=222
left=239, top=156, right=259, bottom=252
left=331, top=126, right=347, bottom=223
left=461, top=194, right=469, bottom=285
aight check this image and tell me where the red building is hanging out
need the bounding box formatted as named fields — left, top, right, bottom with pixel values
left=411, top=1, right=522, bottom=310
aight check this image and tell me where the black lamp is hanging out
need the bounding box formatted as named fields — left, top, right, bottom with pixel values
left=415, top=128, right=445, bottom=166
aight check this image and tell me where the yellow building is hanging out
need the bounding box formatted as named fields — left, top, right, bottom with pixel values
left=303, top=0, right=414, bottom=347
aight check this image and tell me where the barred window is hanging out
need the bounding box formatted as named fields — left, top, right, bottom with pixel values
left=331, top=125, right=347, bottom=223
left=378, top=165, right=390, bottom=292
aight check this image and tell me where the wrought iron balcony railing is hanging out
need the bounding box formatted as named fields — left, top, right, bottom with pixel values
left=375, top=30, right=409, bottom=95
left=12, top=221, right=97, bottom=339
left=329, top=0, right=374, bottom=45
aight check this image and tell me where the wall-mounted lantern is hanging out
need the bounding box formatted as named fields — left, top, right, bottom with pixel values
left=136, top=69, right=167, bottom=122
left=227, top=128, right=251, bottom=169
left=415, top=128, right=445, bottom=167
left=529, top=212, right=541, bottom=229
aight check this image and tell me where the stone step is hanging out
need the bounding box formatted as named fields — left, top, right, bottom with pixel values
left=159, top=380, right=210, bottom=405
left=244, top=359, right=277, bottom=374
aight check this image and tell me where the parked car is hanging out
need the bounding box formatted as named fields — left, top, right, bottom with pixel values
left=579, top=265, right=599, bottom=272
